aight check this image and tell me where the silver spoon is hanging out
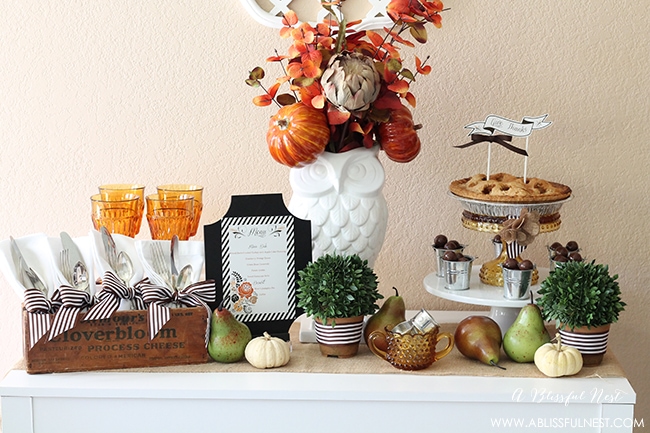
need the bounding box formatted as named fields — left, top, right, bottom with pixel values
left=72, top=261, right=90, bottom=293
left=116, top=251, right=135, bottom=309
left=171, top=264, right=193, bottom=308
left=116, top=251, right=133, bottom=285
left=175, top=264, right=193, bottom=292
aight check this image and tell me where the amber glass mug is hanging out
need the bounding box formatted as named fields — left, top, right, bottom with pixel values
left=368, top=325, right=454, bottom=371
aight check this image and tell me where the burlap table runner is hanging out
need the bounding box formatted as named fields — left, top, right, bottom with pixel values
left=16, top=322, right=624, bottom=378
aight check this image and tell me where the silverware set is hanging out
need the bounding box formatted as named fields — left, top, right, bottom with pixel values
left=150, top=235, right=192, bottom=292
left=101, top=226, right=134, bottom=285
left=59, top=249, right=90, bottom=293
left=59, top=231, right=90, bottom=293
left=9, top=229, right=194, bottom=305
left=10, top=236, right=48, bottom=296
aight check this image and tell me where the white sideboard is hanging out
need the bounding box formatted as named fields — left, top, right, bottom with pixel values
left=1, top=311, right=637, bottom=433
left=1, top=368, right=637, bottom=433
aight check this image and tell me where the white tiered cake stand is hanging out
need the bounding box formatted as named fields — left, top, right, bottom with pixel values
left=423, top=192, right=571, bottom=335
left=423, top=267, right=549, bottom=336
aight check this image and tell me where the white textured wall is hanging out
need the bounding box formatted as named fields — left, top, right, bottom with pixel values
left=1, top=0, right=648, bottom=426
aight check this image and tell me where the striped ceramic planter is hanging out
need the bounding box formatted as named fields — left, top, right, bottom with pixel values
left=314, top=316, right=364, bottom=358
left=558, top=324, right=610, bottom=366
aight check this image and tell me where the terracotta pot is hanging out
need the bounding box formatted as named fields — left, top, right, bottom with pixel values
left=313, top=316, right=365, bottom=358
left=558, top=323, right=610, bottom=366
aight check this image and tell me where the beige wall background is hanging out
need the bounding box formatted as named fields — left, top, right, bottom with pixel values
left=1, top=0, right=648, bottom=426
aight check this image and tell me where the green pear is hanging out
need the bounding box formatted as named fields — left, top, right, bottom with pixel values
left=363, top=287, right=406, bottom=351
left=208, top=304, right=252, bottom=363
left=503, top=293, right=550, bottom=363
left=455, top=315, right=505, bottom=369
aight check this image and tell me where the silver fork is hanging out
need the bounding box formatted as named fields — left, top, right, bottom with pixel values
left=150, top=243, right=173, bottom=289
left=60, top=249, right=72, bottom=285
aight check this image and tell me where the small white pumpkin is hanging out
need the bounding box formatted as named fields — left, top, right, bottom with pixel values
left=534, top=333, right=583, bottom=377
left=245, top=332, right=291, bottom=369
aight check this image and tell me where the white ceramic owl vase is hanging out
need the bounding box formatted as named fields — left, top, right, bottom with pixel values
left=288, top=146, right=388, bottom=267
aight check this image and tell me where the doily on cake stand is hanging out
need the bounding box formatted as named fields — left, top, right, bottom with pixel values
left=423, top=268, right=549, bottom=336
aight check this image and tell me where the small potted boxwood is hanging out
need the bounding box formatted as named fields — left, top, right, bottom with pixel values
left=537, top=260, right=625, bottom=366
left=297, top=253, right=382, bottom=358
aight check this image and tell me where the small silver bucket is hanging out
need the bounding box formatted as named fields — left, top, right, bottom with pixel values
left=547, top=246, right=582, bottom=271
left=493, top=239, right=503, bottom=258
left=442, top=256, right=475, bottom=290
left=502, top=266, right=534, bottom=299
left=550, top=259, right=567, bottom=272
left=433, top=245, right=466, bottom=277
left=547, top=245, right=558, bottom=270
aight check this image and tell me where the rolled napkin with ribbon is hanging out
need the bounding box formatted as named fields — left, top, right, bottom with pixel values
left=90, top=229, right=144, bottom=311
left=48, top=233, right=99, bottom=339
left=0, top=233, right=62, bottom=299
left=135, top=239, right=205, bottom=290
left=140, top=278, right=216, bottom=344
left=0, top=234, right=66, bottom=347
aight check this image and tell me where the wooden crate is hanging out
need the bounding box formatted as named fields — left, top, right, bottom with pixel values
left=23, top=307, right=209, bottom=374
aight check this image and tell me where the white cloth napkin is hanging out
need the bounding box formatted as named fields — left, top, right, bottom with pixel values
left=0, top=233, right=50, bottom=299
left=0, top=233, right=99, bottom=300
left=135, top=239, right=205, bottom=290
left=1, top=231, right=205, bottom=305
left=89, top=229, right=144, bottom=285
left=89, top=229, right=147, bottom=311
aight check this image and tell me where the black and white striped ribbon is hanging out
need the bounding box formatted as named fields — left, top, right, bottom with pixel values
left=48, top=286, right=94, bottom=340
left=23, top=288, right=56, bottom=349
left=506, top=241, right=526, bottom=259
left=82, top=271, right=145, bottom=322
left=505, top=214, right=527, bottom=259
left=141, top=279, right=216, bottom=345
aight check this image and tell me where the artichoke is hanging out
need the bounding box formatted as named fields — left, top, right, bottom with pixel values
left=321, top=52, right=381, bottom=112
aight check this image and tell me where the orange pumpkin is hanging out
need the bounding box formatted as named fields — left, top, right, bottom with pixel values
left=266, top=103, right=330, bottom=167
left=377, top=105, right=421, bottom=163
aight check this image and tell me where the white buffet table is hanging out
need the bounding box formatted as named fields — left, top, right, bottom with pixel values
left=0, top=312, right=637, bottom=433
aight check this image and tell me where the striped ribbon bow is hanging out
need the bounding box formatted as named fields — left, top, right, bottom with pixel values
left=48, top=286, right=94, bottom=341
left=504, top=214, right=529, bottom=259
left=23, top=288, right=61, bottom=349
left=141, top=279, right=216, bottom=345
left=82, top=271, right=146, bottom=322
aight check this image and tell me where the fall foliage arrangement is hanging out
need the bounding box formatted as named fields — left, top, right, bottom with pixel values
left=246, top=0, right=446, bottom=167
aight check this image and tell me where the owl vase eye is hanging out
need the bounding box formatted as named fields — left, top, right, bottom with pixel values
left=288, top=157, right=333, bottom=196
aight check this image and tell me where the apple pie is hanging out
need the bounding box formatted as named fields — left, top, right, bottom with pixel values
left=449, top=173, right=572, bottom=203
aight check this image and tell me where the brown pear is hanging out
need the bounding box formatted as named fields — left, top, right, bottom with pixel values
left=454, top=315, right=505, bottom=369
left=363, top=287, right=406, bottom=351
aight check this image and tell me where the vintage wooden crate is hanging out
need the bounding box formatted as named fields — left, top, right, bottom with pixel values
left=23, top=306, right=209, bottom=374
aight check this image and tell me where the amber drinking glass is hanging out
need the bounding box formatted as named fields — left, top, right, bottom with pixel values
left=91, top=193, right=140, bottom=237
left=156, top=184, right=203, bottom=237
left=368, top=326, right=454, bottom=371
left=145, top=194, right=194, bottom=240
left=98, top=184, right=146, bottom=234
